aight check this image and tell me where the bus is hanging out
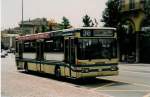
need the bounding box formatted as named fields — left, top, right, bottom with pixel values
left=15, top=27, right=119, bottom=79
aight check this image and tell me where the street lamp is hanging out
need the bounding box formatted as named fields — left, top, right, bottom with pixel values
left=21, top=0, right=24, bottom=34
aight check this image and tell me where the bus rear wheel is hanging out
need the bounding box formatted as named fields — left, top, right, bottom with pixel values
left=54, top=66, right=61, bottom=78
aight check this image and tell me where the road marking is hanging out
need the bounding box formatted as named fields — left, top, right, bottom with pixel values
left=97, top=90, right=150, bottom=92
left=92, top=83, right=115, bottom=91
left=132, top=83, right=150, bottom=88
left=99, top=78, right=150, bottom=88
left=143, top=93, right=150, bottom=97
left=92, top=81, right=150, bottom=92
left=100, top=83, right=115, bottom=88
left=122, top=70, right=150, bottom=75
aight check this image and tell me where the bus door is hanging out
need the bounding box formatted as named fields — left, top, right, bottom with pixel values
left=36, top=40, right=44, bottom=72
left=18, top=42, right=23, bottom=59
left=64, top=37, right=76, bottom=77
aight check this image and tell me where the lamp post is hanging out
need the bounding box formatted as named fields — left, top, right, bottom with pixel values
left=21, top=0, right=24, bottom=34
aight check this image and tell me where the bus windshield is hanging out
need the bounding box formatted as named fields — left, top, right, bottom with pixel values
left=77, top=38, right=117, bottom=60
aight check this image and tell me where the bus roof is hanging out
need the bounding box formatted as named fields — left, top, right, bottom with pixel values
left=59, top=27, right=116, bottom=32
left=16, top=27, right=116, bottom=41
left=16, top=32, right=51, bottom=41
left=76, top=27, right=116, bottom=30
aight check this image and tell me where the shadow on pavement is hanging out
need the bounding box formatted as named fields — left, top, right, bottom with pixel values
left=19, top=70, right=129, bottom=89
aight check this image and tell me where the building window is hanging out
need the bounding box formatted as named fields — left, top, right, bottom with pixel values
left=145, top=0, right=150, bottom=8
left=120, top=0, right=125, bottom=10
left=130, top=0, right=135, bottom=10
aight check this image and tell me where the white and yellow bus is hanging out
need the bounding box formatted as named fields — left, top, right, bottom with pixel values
left=15, top=27, right=119, bottom=79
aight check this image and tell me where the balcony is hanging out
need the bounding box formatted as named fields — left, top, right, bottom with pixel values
left=119, top=0, right=148, bottom=12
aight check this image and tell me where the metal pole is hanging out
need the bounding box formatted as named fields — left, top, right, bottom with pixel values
left=22, top=0, right=24, bottom=33
left=22, top=0, right=23, bottom=23
left=136, top=32, right=139, bottom=63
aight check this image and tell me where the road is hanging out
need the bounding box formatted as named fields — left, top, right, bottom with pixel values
left=1, top=53, right=150, bottom=97
left=1, top=54, right=111, bottom=97
left=96, top=64, right=150, bottom=97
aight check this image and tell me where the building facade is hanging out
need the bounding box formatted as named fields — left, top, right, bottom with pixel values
left=1, top=33, right=19, bottom=49
left=119, top=0, right=150, bottom=63
left=1, top=18, right=48, bottom=49
left=19, top=18, right=48, bottom=35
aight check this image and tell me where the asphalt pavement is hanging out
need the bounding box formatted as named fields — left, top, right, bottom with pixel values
left=96, top=63, right=150, bottom=97
left=1, top=53, right=150, bottom=97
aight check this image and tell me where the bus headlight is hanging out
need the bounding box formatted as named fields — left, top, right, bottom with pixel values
left=110, top=65, right=118, bottom=71
left=81, top=68, right=89, bottom=73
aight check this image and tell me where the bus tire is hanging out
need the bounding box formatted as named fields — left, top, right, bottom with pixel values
left=55, top=66, right=61, bottom=78
left=24, top=62, right=28, bottom=72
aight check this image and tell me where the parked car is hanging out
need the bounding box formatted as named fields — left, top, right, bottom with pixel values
left=1, top=50, right=7, bottom=58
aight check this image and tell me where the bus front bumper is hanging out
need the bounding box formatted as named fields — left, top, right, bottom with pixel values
left=76, top=71, right=119, bottom=78
left=74, top=65, right=119, bottom=78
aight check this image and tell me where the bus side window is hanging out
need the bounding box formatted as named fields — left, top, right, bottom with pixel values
left=53, top=38, right=63, bottom=52
left=24, top=41, right=36, bottom=52
left=44, top=40, right=53, bottom=52
left=64, top=39, right=69, bottom=62
left=70, top=39, right=75, bottom=64
left=19, top=42, right=23, bottom=59
left=36, top=41, right=44, bottom=60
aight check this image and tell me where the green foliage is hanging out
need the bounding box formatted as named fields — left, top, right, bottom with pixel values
left=42, top=25, right=48, bottom=32
left=145, top=0, right=150, bottom=17
left=41, top=18, right=49, bottom=32
left=144, top=0, right=150, bottom=25
left=82, top=14, right=94, bottom=27
left=101, top=0, right=120, bottom=27
left=48, top=19, right=58, bottom=31
left=35, top=27, right=40, bottom=33
left=61, top=16, right=71, bottom=29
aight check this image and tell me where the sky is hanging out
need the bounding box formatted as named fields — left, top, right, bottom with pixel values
left=1, top=0, right=107, bottom=30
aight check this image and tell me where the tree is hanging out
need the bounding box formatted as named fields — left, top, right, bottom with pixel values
left=94, top=18, right=99, bottom=27
left=60, top=16, right=72, bottom=29
left=42, top=18, right=49, bottom=32
left=82, top=14, right=94, bottom=27
left=48, top=19, right=58, bottom=31
left=145, top=0, right=150, bottom=17
left=144, top=0, right=150, bottom=26
left=101, top=0, right=120, bottom=27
